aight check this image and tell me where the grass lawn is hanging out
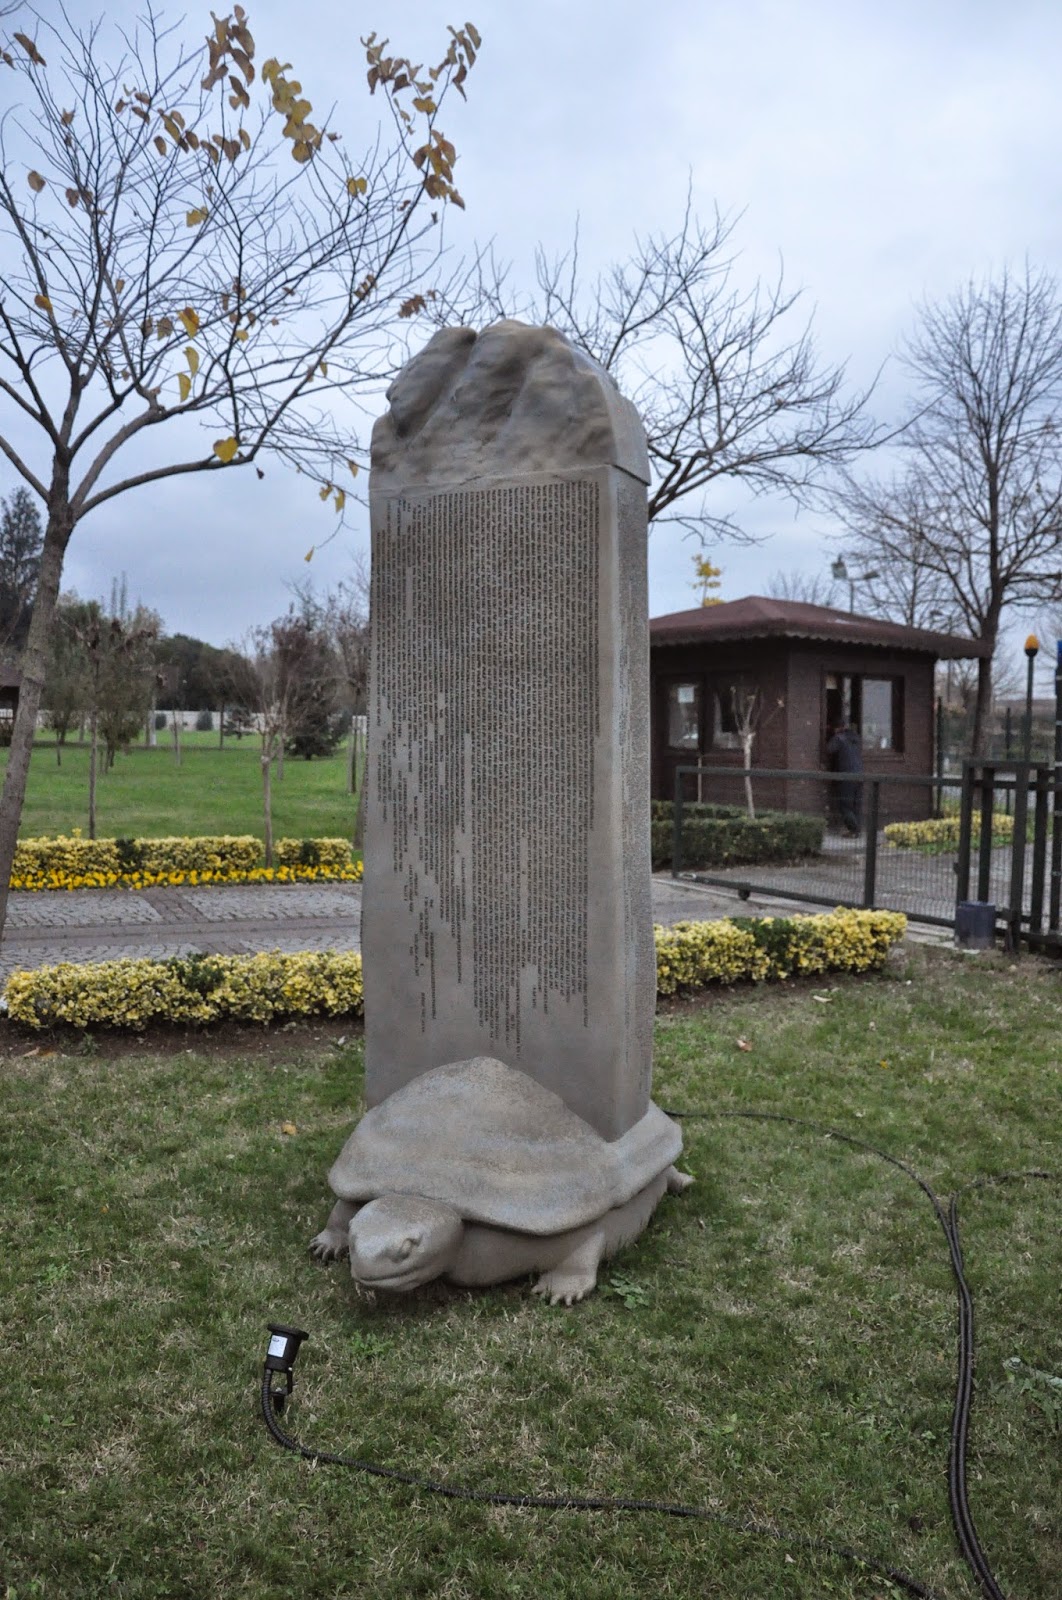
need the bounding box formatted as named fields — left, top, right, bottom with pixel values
left=5, top=732, right=356, bottom=842
left=1, top=944, right=1059, bottom=1598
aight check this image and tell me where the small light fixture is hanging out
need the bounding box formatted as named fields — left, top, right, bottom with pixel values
left=263, top=1323, right=309, bottom=1410
left=1025, top=634, right=1040, bottom=659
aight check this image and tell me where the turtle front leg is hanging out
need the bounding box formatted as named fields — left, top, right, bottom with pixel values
left=532, top=1229, right=606, bottom=1307
left=309, top=1198, right=358, bottom=1261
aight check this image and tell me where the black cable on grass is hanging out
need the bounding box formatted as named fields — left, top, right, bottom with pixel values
left=680, top=1108, right=1057, bottom=1600
left=260, top=1111, right=1057, bottom=1600
left=259, top=1367, right=941, bottom=1599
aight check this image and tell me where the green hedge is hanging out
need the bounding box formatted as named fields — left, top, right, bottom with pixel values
left=650, top=801, right=823, bottom=871
left=1, top=909, right=907, bottom=1029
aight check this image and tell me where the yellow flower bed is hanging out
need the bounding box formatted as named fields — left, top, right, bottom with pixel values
left=10, top=832, right=362, bottom=890
left=884, top=815, right=1013, bottom=850
left=2, top=909, right=907, bottom=1030
left=654, top=908, right=907, bottom=996
left=3, top=950, right=365, bottom=1031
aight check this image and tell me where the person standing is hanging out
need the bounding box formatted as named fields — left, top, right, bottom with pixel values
left=826, top=720, right=864, bottom=834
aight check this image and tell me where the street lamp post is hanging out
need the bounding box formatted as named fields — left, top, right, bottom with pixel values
left=1023, top=635, right=1040, bottom=762
left=831, top=556, right=881, bottom=614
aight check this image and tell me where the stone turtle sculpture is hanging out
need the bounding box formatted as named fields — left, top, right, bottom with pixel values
left=310, top=1056, right=691, bottom=1305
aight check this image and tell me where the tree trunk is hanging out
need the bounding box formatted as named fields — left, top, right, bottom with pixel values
left=261, top=743, right=274, bottom=867
left=969, top=622, right=999, bottom=758
left=741, top=733, right=756, bottom=820
left=353, top=774, right=366, bottom=853
left=88, top=709, right=98, bottom=839
left=0, top=506, right=74, bottom=939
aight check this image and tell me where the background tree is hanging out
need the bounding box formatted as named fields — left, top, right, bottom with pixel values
left=766, top=568, right=842, bottom=608
left=228, top=608, right=339, bottom=863
left=689, top=553, right=723, bottom=606
left=834, top=266, right=1062, bottom=753
left=442, top=204, right=877, bottom=543
left=281, top=599, right=344, bottom=760
left=289, top=558, right=371, bottom=800
left=95, top=579, right=159, bottom=771
left=43, top=591, right=92, bottom=757
left=0, top=7, right=479, bottom=935
left=0, top=485, right=42, bottom=656
left=155, top=633, right=244, bottom=716
left=61, top=585, right=159, bottom=835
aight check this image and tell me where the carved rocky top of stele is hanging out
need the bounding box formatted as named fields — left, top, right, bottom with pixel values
left=370, top=320, right=650, bottom=488
left=327, top=1056, right=682, bottom=1236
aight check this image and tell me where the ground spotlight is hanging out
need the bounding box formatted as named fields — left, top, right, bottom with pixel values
left=263, top=1323, right=309, bottom=1411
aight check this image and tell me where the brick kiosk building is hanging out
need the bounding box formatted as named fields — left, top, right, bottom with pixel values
left=649, top=596, right=986, bottom=820
left=0, top=664, right=20, bottom=745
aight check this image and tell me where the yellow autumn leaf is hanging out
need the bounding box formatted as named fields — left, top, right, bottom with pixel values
left=213, top=437, right=239, bottom=463
left=186, top=206, right=209, bottom=226
left=281, top=1121, right=297, bottom=1136
left=178, top=307, right=199, bottom=336
left=304, top=546, right=315, bottom=563
left=14, top=32, right=46, bottom=66
left=235, top=328, right=249, bottom=342
left=318, top=361, right=327, bottom=377
left=178, top=372, right=191, bottom=402
left=185, top=345, right=199, bottom=377
left=334, top=489, right=346, bottom=513
left=319, top=483, right=331, bottom=501
left=33, top=293, right=52, bottom=312
left=346, top=176, right=367, bottom=196
left=347, top=459, right=359, bottom=478
left=27, top=170, right=46, bottom=193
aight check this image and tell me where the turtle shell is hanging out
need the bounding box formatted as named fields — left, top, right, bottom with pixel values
left=327, top=1056, right=683, bottom=1235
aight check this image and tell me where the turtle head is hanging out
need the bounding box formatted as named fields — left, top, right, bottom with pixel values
left=348, top=1195, right=464, bottom=1291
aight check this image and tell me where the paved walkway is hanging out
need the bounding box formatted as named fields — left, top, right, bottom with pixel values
left=0, top=872, right=934, bottom=984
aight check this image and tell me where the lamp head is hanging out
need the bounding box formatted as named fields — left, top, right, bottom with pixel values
left=1025, top=634, right=1040, bottom=660
left=264, top=1323, right=309, bottom=1376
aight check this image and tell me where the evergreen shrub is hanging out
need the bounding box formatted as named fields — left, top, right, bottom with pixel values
left=650, top=801, right=823, bottom=871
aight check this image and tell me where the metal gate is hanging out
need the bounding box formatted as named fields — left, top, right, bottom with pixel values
left=956, top=762, right=1062, bottom=952
left=666, top=762, right=1062, bottom=944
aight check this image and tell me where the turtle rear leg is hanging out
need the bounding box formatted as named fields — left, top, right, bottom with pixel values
left=532, top=1229, right=606, bottom=1307
left=309, top=1198, right=357, bottom=1261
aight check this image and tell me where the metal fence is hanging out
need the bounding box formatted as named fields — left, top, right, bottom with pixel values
left=668, top=763, right=1062, bottom=941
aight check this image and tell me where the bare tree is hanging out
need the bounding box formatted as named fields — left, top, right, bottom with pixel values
left=0, top=8, right=480, bottom=935
left=727, top=686, right=784, bottom=818
left=229, top=609, right=336, bottom=864
left=70, top=590, right=158, bottom=836
left=440, top=203, right=878, bottom=543
left=834, top=266, right=1062, bottom=753
left=289, top=557, right=371, bottom=808
left=766, top=569, right=842, bottom=608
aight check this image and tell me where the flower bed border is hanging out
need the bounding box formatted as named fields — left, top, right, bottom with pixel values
left=9, top=832, right=362, bottom=891
left=2, top=908, right=907, bottom=1030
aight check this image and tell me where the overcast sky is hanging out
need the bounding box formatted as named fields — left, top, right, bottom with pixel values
left=8, top=0, right=1062, bottom=686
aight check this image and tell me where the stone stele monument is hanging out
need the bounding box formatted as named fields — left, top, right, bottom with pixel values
left=311, top=321, right=688, bottom=1304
